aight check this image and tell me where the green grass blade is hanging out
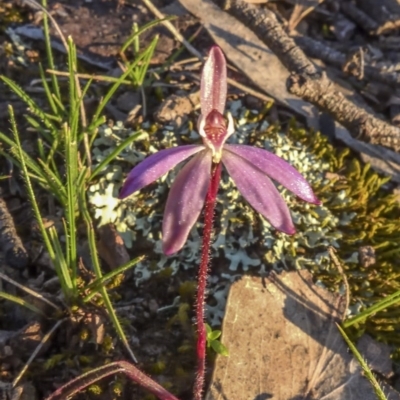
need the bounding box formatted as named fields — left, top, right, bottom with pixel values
left=8, top=105, right=57, bottom=271
left=135, top=37, right=158, bottom=86
left=38, top=63, right=59, bottom=116
left=83, top=255, right=144, bottom=302
left=36, top=158, right=67, bottom=206
left=79, top=191, right=137, bottom=363
left=51, top=92, right=65, bottom=113
left=67, top=37, right=80, bottom=140
left=41, top=0, right=61, bottom=102
left=343, top=290, right=400, bottom=328
left=48, top=226, right=74, bottom=299
left=88, top=40, right=158, bottom=131
left=337, top=324, right=387, bottom=400
left=89, top=130, right=144, bottom=182
left=24, top=115, right=53, bottom=143
left=0, top=132, right=48, bottom=181
left=0, top=291, right=45, bottom=316
left=1, top=76, right=58, bottom=133
left=120, top=16, right=175, bottom=53
left=64, top=124, right=78, bottom=294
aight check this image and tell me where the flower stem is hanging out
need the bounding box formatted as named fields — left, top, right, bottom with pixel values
left=194, top=162, right=221, bottom=400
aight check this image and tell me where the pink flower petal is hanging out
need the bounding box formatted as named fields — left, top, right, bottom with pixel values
left=224, top=144, right=320, bottom=205
left=200, top=46, right=227, bottom=118
left=221, top=150, right=296, bottom=234
left=119, top=145, right=204, bottom=199
left=162, top=150, right=212, bottom=255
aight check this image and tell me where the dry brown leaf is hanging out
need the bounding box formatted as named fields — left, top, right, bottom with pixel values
left=206, top=270, right=399, bottom=400
left=97, top=223, right=130, bottom=271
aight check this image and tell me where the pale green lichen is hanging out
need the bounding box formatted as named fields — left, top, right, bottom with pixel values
left=87, top=102, right=400, bottom=334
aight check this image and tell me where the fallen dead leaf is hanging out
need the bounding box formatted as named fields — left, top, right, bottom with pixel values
left=97, top=223, right=130, bottom=271
left=206, top=270, right=400, bottom=400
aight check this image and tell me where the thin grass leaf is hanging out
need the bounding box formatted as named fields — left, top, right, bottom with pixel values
left=0, top=132, right=46, bottom=180
left=76, top=77, right=94, bottom=142
left=1, top=76, right=58, bottom=132
left=89, top=130, right=144, bottom=182
left=76, top=166, right=89, bottom=195
left=46, top=135, right=61, bottom=166
left=41, top=0, right=61, bottom=102
left=38, top=62, right=59, bottom=116
left=132, top=23, right=140, bottom=54
left=37, top=138, right=46, bottom=160
left=79, top=191, right=137, bottom=363
left=67, top=37, right=80, bottom=140
left=0, top=291, right=45, bottom=316
left=0, top=270, right=61, bottom=312
left=51, top=92, right=65, bottom=113
left=120, top=16, right=175, bottom=53
left=48, top=226, right=74, bottom=299
left=336, top=324, right=387, bottom=400
left=121, top=34, right=158, bottom=88
left=8, top=105, right=56, bottom=273
left=135, top=37, right=158, bottom=87
left=0, top=130, right=66, bottom=204
left=343, top=290, right=400, bottom=328
left=24, top=114, right=53, bottom=143
left=36, top=158, right=67, bottom=205
left=64, top=124, right=78, bottom=294
left=83, top=255, right=145, bottom=302
left=88, top=37, right=159, bottom=132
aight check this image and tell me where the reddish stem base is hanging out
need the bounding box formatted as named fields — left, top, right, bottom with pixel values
left=193, top=162, right=221, bottom=400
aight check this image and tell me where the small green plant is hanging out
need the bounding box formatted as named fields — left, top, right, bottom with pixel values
left=0, top=0, right=159, bottom=365
left=205, top=323, right=229, bottom=356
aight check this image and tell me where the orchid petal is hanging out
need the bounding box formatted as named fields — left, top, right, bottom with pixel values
left=163, top=150, right=212, bottom=255
left=200, top=46, right=227, bottom=118
left=119, top=145, right=204, bottom=199
left=224, top=144, right=320, bottom=204
left=222, top=150, right=296, bottom=234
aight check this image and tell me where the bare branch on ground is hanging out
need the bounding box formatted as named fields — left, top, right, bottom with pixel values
left=214, top=0, right=400, bottom=152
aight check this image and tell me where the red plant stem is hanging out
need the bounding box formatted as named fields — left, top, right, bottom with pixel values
left=45, top=361, right=179, bottom=400
left=193, top=162, right=222, bottom=400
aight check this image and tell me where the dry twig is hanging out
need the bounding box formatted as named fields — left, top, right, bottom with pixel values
left=216, top=0, right=400, bottom=152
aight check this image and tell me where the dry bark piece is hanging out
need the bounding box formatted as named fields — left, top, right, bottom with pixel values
left=206, top=271, right=400, bottom=400
left=213, top=0, right=400, bottom=153
left=0, top=198, right=29, bottom=269
left=294, top=34, right=400, bottom=87
left=355, top=0, right=400, bottom=35
left=340, top=1, right=379, bottom=35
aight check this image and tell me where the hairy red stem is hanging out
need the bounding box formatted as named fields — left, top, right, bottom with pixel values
left=193, top=162, right=222, bottom=400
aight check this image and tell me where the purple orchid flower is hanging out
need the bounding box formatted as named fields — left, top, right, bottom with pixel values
left=119, top=46, right=320, bottom=255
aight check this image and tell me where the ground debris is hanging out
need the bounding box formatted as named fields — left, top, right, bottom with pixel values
left=0, top=198, right=28, bottom=270
left=207, top=270, right=400, bottom=400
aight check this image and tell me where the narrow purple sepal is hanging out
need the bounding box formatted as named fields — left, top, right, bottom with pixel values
left=224, top=144, right=320, bottom=205
left=200, top=46, right=227, bottom=118
left=162, top=150, right=212, bottom=255
left=118, top=145, right=204, bottom=199
left=221, top=150, right=296, bottom=234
